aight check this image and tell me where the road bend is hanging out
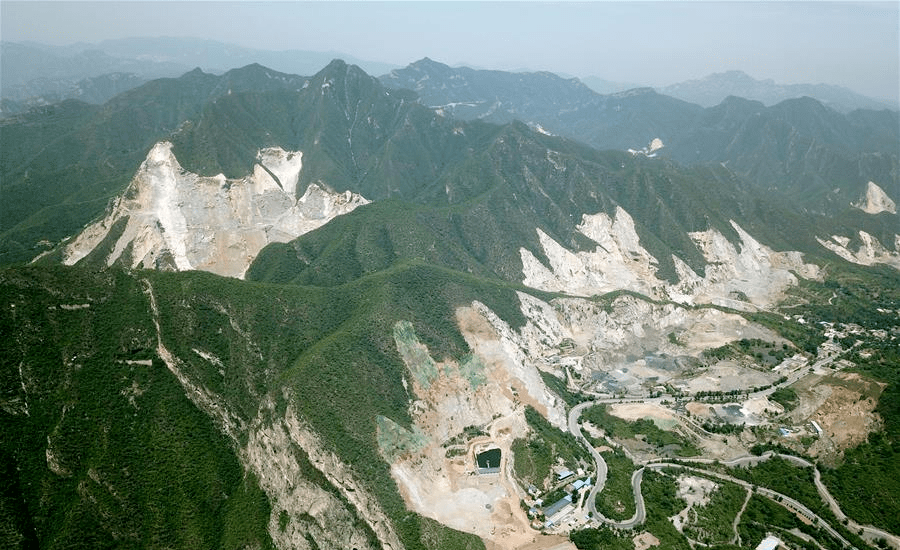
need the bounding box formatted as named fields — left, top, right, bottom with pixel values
left=566, top=401, right=875, bottom=543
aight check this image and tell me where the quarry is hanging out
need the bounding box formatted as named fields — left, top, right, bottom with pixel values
left=376, top=280, right=893, bottom=549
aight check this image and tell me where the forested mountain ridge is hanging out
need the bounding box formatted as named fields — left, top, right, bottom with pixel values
left=2, top=58, right=899, bottom=550
left=381, top=58, right=899, bottom=221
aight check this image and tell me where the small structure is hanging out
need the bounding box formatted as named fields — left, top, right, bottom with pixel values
left=542, top=495, right=573, bottom=528
left=810, top=420, right=823, bottom=436
left=572, top=477, right=592, bottom=492
left=755, top=535, right=783, bottom=550
left=556, top=469, right=574, bottom=481
left=476, top=448, right=501, bottom=475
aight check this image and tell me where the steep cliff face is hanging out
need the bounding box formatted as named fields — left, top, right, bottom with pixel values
left=520, top=206, right=820, bottom=310
left=817, top=232, right=900, bottom=270
left=815, top=182, right=900, bottom=269
left=377, top=304, right=568, bottom=549
left=62, top=142, right=369, bottom=278
left=852, top=181, right=896, bottom=215
left=143, top=277, right=405, bottom=550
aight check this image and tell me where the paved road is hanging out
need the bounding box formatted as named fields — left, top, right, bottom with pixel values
left=565, top=400, right=894, bottom=544
left=644, top=462, right=852, bottom=547
left=568, top=402, right=606, bottom=517
left=564, top=346, right=898, bottom=546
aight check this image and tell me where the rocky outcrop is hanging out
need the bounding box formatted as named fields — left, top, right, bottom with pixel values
left=679, top=221, right=820, bottom=309
left=520, top=207, right=662, bottom=299
left=144, top=279, right=402, bottom=550
left=818, top=232, right=900, bottom=270
left=380, top=310, right=567, bottom=548
left=852, top=181, right=896, bottom=215
left=62, top=141, right=369, bottom=278
left=245, top=401, right=404, bottom=550
left=521, top=207, right=819, bottom=310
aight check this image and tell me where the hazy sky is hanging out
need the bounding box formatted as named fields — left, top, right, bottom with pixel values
left=3, top=1, right=899, bottom=102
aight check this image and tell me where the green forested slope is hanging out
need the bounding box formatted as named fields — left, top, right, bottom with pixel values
left=2, top=262, right=526, bottom=549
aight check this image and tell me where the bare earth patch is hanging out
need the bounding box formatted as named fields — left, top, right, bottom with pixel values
left=807, top=372, right=884, bottom=458
left=671, top=475, right=719, bottom=532
left=675, top=361, right=775, bottom=394
left=634, top=531, right=661, bottom=550
left=384, top=306, right=578, bottom=549
left=608, top=402, right=678, bottom=429
left=686, top=402, right=714, bottom=419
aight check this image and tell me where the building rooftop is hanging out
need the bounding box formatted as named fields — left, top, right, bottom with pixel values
left=755, top=535, right=781, bottom=550
left=542, top=494, right=572, bottom=518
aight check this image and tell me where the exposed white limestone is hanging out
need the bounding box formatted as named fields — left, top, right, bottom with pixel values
left=244, top=411, right=382, bottom=550
left=472, top=294, right=569, bottom=429
left=521, top=208, right=819, bottom=310
left=685, top=221, right=820, bottom=309
left=256, top=148, right=303, bottom=196
left=852, top=181, right=896, bottom=215
left=62, top=141, right=369, bottom=278
left=521, top=208, right=662, bottom=298
left=818, top=232, right=900, bottom=270
left=383, top=285, right=781, bottom=544
left=381, top=297, right=576, bottom=547
left=628, top=137, right=665, bottom=157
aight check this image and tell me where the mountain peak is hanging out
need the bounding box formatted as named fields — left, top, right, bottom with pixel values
left=611, top=87, right=657, bottom=98
left=324, top=58, right=348, bottom=70
left=412, top=57, right=446, bottom=68
left=662, top=70, right=890, bottom=112
left=313, top=58, right=372, bottom=82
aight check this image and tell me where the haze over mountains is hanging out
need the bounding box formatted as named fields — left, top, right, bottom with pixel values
left=3, top=37, right=895, bottom=116
left=0, top=38, right=398, bottom=114
left=1, top=41, right=899, bottom=550
left=658, top=70, right=897, bottom=113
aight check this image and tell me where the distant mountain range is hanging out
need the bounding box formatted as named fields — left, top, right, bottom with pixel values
left=381, top=58, right=899, bottom=218
left=1, top=56, right=898, bottom=550
left=659, top=70, right=896, bottom=113
left=0, top=38, right=397, bottom=113
left=4, top=38, right=895, bottom=117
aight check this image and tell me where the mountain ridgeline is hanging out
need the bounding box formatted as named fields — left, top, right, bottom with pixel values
left=1, top=58, right=899, bottom=550
left=382, top=58, right=899, bottom=221
left=5, top=59, right=896, bottom=276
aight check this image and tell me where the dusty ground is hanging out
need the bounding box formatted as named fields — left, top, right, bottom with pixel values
left=686, top=402, right=714, bottom=418
left=487, top=538, right=576, bottom=550
left=634, top=531, right=661, bottom=550
left=784, top=371, right=885, bottom=461
left=605, top=401, right=751, bottom=461
left=674, top=361, right=776, bottom=394
left=386, top=306, right=584, bottom=550
left=806, top=372, right=884, bottom=459
left=385, top=291, right=885, bottom=546
left=608, top=402, right=678, bottom=429
left=671, top=475, right=719, bottom=532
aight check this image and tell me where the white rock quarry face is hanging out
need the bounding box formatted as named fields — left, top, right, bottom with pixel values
left=62, top=141, right=369, bottom=278
left=521, top=207, right=820, bottom=309
left=853, top=181, right=896, bottom=215
left=521, top=207, right=663, bottom=298
left=386, top=286, right=786, bottom=544
left=683, top=221, right=820, bottom=309
left=818, top=231, right=900, bottom=270
left=381, top=297, right=570, bottom=548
